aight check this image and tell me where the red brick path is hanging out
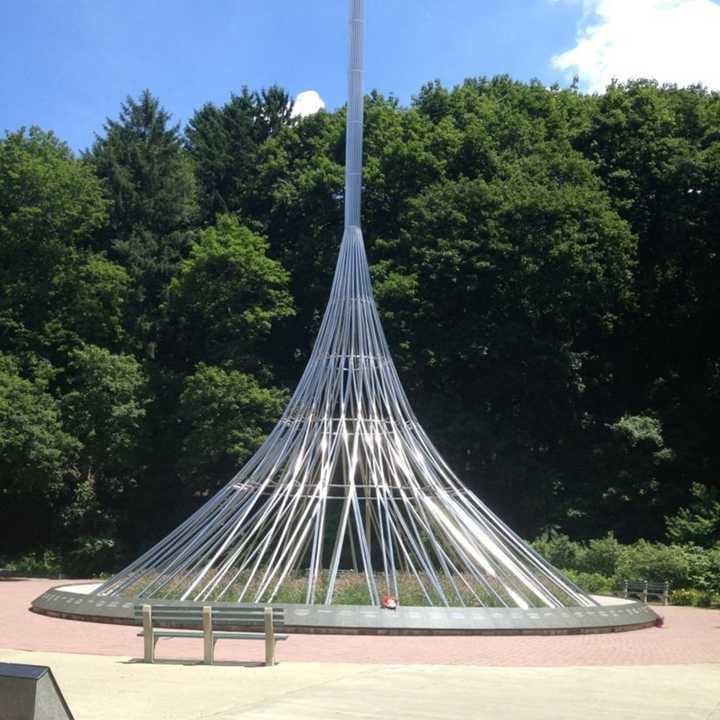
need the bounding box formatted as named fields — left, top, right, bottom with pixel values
left=2, top=579, right=719, bottom=666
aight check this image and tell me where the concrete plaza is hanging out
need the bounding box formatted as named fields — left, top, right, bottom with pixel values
left=2, top=649, right=719, bottom=720
left=1, top=579, right=719, bottom=719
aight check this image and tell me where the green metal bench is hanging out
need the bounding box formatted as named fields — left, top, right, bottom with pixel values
left=622, top=580, right=670, bottom=605
left=133, top=604, right=287, bottom=665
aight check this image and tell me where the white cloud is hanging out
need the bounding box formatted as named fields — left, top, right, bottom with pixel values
left=552, top=0, right=720, bottom=92
left=291, top=90, right=326, bottom=118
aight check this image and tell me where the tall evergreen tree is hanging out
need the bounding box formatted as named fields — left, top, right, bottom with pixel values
left=91, top=90, right=197, bottom=238
left=186, top=85, right=294, bottom=222
left=90, top=90, right=199, bottom=356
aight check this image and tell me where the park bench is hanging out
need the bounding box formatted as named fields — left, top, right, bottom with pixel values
left=621, top=580, right=670, bottom=605
left=133, top=604, right=287, bottom=665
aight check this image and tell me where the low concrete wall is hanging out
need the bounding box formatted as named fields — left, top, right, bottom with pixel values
left=31, top=584, right=660, bottom=636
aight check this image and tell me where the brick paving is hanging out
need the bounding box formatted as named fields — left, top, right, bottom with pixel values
left=2, top=578, right=719, bottom=666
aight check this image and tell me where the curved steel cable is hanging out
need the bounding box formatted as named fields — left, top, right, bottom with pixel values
left=94, top=0, right=596, bottom=610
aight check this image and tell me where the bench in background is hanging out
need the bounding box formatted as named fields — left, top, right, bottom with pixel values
left=133, top=604, right=287, bottom=665
left=621, top=580, right=670, bottom=605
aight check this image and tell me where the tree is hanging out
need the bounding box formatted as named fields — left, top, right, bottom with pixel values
left=2, top=76, right=720, bottom=569
left=243, top=107, right=345, bottom=381
left=589, top=415, right=676, bottom=539
left=186, top=85, right=294, bottom=221
left=163, top=214, right=294, bottom=371
left=0, top=354, right=76, bottom=497
left=576, top=81, right=720, bottom=519
left=666, top=483, right=720, bottom=547
left=90, top=90, right=197, bottom=239
left=0, top=353, right=78, bottom=551
left=90, top=90, right=199, bottom=355
left=177, top=363, right=287, bottom=498
left=0, top=128, right=109, bottom=355
left=374, top=141, right=636, bottom=533
left=60, top=344, right=150, bottom=554
left=48, top=253, right=130, bottom=351
left=62, top=344, right=149, bottom=480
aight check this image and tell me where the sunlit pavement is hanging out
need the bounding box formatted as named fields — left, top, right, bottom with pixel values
left=2, top=648, right=719, bottom=720
left=2, top=579, right=720, bottom=719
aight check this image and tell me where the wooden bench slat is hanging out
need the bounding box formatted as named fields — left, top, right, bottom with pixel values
left=211, top=632, right=288, bottom=641
left=136, top=630, right=205, bottom=638
left=133, top=607, right=284, bottom=617
left=137, top=607, right=276, bottom=611
left=130, top=607, right=273, bottom=612
left=136, top=619, right=279, bottom=624
left=209, top=620, right=280, bottom=623
left=133, top=611, right=282, bottom=617
left=134, top=620, right=284, bottom=627
left=136, top=631, right=288, bottom=640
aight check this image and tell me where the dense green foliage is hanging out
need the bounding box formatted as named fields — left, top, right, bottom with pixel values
left=1, top=77, right=719, bottom=575
left=532, top=531, right=720, bottom=604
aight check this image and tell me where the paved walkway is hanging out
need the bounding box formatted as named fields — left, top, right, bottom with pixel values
left=3, top=579, right=720, bottom=719
left=3, top=579, right=720, bottom=666
left=2, top=648, right=719, bottom=720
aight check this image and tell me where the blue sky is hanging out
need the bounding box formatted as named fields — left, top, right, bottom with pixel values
left=1, top=0, right=719, bottom=152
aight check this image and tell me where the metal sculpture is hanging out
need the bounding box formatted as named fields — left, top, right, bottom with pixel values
left=95, top=0, right=595, bottom=610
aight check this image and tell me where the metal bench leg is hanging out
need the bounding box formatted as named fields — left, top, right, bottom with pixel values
left=143, top=605, right=154, bottom=663
left=264, top=607, right=275, bottom=666
left=203, top=606, right=214, bottom=665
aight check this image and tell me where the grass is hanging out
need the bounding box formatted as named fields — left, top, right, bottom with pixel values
left=116, top=567, right=554, bottom=607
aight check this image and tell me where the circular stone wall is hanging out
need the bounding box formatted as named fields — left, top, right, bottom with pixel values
left=31, top=583, right=659, bottom=635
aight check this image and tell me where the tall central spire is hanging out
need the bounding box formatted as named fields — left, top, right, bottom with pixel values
left=344, top=0, right=365, bottom=229
left=93, top=0, right=596, bottom=611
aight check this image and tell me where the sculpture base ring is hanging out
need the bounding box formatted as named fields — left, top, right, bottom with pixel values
left=31, top=583, right=660, bottom=636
